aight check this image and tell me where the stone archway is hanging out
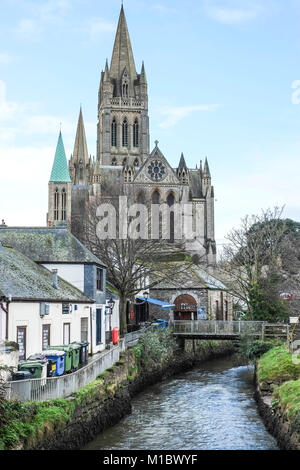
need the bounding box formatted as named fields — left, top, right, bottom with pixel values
left=173, top=294, right=198, bottom=321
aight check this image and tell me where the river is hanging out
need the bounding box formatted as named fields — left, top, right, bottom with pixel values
left=83, top=356, right=278, bottom=450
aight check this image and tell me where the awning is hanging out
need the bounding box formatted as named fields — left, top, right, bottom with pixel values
left=137, top=297, right=175, bottom=310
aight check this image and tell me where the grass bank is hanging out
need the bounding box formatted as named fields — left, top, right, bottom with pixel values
left=255, top=345, right=300, bottom=449
left=0, top=329, right=234, bottom=451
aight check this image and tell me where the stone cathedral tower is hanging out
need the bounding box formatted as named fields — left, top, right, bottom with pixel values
left=47, top=5, right=217, bottom=265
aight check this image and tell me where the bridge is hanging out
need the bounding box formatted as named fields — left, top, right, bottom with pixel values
left=171, top=321, right=290, bottom=341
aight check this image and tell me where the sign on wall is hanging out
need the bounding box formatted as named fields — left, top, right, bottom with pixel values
left=197, top=307, right=207, bottom=320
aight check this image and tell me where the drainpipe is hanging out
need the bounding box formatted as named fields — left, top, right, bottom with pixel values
left=90, top=307, right=93, bottom=356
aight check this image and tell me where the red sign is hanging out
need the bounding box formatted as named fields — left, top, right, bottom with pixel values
left=130, top=309, right=135, bottom=321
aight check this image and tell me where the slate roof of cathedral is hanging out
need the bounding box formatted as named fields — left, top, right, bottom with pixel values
left=0, top=227, right=106, bottom=267
left=0, top=243, right=94, bottom=302
left=50, top=131, right=72, bottom=183
left=151, top=262, right=228, bottom=291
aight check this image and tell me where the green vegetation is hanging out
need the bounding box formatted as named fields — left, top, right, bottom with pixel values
left=273, top=379, right=300, bottom=419
left=238, top=336, right=283, bottom=361
left=133, top=328, right=178, bottom=368
left=257, top=346, right=300, bottom=383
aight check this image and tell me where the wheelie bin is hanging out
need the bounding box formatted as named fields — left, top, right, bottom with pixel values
left=42, top=350, right=65, bottom=376
left=47, top=346, right=73, bottom=373
left=12, top=370, right=32, bottom=381
left=112, top=328, right=120, bottom=345
left=68, top=343, right=81, bottom=370
left=71, top=341, right=89, bottom=365
left=27, top=353, right=56, bottom=377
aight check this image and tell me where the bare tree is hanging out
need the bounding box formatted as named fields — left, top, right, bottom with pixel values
left=218, top=207, right=292, bottom=321
left=82, top=187, right=196, bottom=334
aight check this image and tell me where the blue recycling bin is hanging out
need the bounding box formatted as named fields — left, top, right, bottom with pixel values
left=152, top=319, right=168, bottom=329
left=42, top=350, right=66, bottom=376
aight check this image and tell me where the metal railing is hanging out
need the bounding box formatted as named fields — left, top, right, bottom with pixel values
left=5, top=346, right=120, bottom=403
left=171, top=320, right=285, bottom=338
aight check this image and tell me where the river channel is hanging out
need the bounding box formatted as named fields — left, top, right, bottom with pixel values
left=83, top=356, right=278, bottom=450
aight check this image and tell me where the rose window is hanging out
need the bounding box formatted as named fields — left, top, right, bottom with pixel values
left=148, top=160, right=166, bottom=181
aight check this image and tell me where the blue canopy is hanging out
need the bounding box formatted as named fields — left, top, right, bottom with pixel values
left=137, top=297, right=175, bottom=310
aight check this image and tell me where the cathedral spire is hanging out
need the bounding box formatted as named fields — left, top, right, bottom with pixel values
left=73, top=107, right=89, bottom=166
left=140, top=61, right=147, bottom=84
left=110, top=5, right=137, bottom=84
left=50, top=131, right=71, bottom=183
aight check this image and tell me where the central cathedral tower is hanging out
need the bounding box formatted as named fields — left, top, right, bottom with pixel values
left=97, top=5, right=149, bottom=167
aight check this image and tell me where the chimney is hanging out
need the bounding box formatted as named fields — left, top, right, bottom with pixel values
left=52, top=269, right=58, bottom=289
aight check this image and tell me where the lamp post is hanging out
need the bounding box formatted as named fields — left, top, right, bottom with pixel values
left=107, top=296, right=115, bottom=333
left=143, top=292, right=149, bottom=323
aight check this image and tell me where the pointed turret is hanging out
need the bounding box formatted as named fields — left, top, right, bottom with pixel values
left=50, top=131, right=71, bottom=183
left=110, top=5, right=137, bottom=86
left=140, top=61, right=147, bottom=85
left=104, top=59, right=110, bottom=81
left=203, top=158, right=211, bottom=177
left=178, top=152, right=187, bottom=170
left=72, top=107, right=90, bottom=185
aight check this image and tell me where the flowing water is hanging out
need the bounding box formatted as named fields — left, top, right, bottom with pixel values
left=83, top=356, right=278, bottom=450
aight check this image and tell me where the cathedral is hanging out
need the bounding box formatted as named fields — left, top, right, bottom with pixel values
left=47, top=5, right=217, bottom=266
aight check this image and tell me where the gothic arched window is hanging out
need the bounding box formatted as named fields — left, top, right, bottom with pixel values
left=122, top=119, right=128, bottom=147
left=167, top=193, right=175, bottom=243
left=133, top=119, right=139, bottom=147
left=112, top=157, right=117, bottom=166
left=152, top=190, right=160, bottom=205
left=111, top=118, right=117, bottom=147
left=134, top=158, right=139, bottom=168
left=61, top=188, right=67, bottom=221
left=54, top=188, right=59, bottom=221
left=122, top=70, right=129, bottom=98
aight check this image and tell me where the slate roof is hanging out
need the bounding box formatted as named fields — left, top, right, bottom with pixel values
left=0, top=244, right=94, bottom=302
left=152, top=262, right=229, bottom=291
left=0, top=227, right=106, bottom=267
left=50, top=132, right=72, bottom=183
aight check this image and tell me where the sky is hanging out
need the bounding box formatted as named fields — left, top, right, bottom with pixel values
left=0, top=0, right=300, bottom=250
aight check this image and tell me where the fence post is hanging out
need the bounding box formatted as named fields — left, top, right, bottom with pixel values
left=262, top=323, right=265, bottom=341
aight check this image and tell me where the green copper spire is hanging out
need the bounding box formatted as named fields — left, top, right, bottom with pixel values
left=50, top=131, right=72, bottom=183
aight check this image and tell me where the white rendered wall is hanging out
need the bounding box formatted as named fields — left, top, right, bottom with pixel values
left=8, top=302, right=91, bottom=359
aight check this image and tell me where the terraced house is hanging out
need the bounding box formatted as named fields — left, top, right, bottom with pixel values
left=0, top=227, right=120, bottom=357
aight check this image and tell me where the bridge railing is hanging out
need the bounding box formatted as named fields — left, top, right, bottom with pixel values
left=171, top=321, right=266, bottom=337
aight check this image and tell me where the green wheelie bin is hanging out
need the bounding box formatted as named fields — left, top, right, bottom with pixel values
left=68, top=343, right=81, bottom=370
left=47, top=346, right=73, bottom=373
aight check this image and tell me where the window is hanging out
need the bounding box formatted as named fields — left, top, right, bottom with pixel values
left=42, top=325, right=51, bottom=350
left=96, top=309, right=102, bottom=345
left=17, top=326, right=26, bottom=361
left=134, top=158, right=139, bottom=168
left=63, top=323, right=71, bottom=345
left=167, top=193, right=175, bottom=243
left=133, top=119, right=139, bottom=147
left=97, top=268, right=103, bottom=291
left=122, top=119, right=128, bottom=147
left=111, top=119, right=117, bottom=147
left=62, top=303, right=71, bottom=315
left=152, top=190, right=160, bottom=205
left=81, top=318, right=88, bottom=342
left=112, top=157, right=117, bottom=166
left=54, top=188, right=59, bottom=221
left=61, top=188, right=66, bottom=221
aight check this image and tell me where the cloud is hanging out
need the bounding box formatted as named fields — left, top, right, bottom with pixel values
left=205, top=1, right=262, bottom=24
left=0, top=80, right=95, bottom=146
left=152, top=4, right=178, bottom=14
left=0, top=53, right=13, bottom=64
left=14, top=18, right=42, bottom=38
left=84, top=18, right=116, bottom=40
left=159, top=104, right=220, bottom=129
